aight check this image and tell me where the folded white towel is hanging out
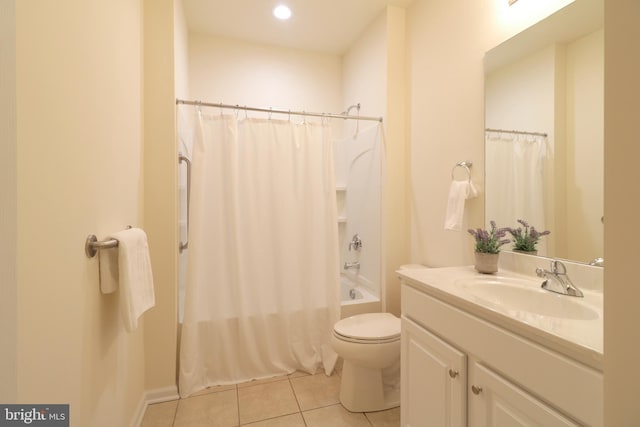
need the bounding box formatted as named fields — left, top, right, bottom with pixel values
left=98, top=246, right=119, bottom=294
left=444, top=181, right=478, bottom=231
left=110, top=227, right=155, bottom=332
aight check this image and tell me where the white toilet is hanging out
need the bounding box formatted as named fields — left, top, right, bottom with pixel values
left=331, top=312, right=401, bottom=412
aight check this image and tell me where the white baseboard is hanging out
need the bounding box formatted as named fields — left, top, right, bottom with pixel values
left=130, top=393, right=147, bottom=427
left=131, top=385, right=180, bottom=427
left=145, top=385, right=180, bottom=405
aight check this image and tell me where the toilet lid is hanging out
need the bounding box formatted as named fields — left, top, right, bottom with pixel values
left=334, top=313, right=400, bottom=341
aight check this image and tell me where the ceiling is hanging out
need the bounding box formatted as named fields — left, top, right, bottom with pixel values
left=182, top=0, right=412, bottom=55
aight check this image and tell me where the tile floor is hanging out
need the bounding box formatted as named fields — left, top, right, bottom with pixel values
left=141, top=371, right=399, bottom=427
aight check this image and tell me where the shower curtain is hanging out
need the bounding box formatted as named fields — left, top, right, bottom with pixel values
left=179, top=112, right=340, bottom=397
left=485, top=131, right=549, bottom=253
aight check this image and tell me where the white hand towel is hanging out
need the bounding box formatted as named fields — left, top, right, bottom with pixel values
left=110, top=227, right=155, bottom=332
left=98, top=246, right=119, bottom=294
left=444, top=181, right=478, bottom=231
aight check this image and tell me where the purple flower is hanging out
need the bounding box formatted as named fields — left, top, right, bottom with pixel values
left=468, top=220, right=510, bottom=254
left=506, top=220, right=550, bottom=251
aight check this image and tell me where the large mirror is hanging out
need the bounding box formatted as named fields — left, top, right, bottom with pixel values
left=484, top=0, right=604, bottom=264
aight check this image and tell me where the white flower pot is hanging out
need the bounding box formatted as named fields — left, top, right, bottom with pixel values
left=474, top=252, right=499, bottom=274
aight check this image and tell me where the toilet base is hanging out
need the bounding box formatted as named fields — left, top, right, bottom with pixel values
left=339, top=360, right=400, bottom=413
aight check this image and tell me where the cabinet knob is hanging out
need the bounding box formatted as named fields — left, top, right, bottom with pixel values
left=448, top=369, right=459, bottom=378
left=471, top=385, right=483, bottom=395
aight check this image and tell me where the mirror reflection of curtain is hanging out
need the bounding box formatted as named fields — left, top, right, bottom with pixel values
left=485, top=132, right=549, bottom=254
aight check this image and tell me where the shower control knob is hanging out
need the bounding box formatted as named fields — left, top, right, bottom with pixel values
left=348, top=234, right=363, bottom=252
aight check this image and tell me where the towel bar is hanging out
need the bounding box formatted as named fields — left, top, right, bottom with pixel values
left=85, top=226, right=132, bottom=258
left=85, top=235, right=117, bottom=258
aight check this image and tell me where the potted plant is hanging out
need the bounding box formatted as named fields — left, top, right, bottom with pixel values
left=468, top=221, right=510, bottom=274
left=506, top=219, right=550, bottom=255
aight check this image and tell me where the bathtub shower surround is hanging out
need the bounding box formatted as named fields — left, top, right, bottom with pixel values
left=334, top=123, right=384, bottom=304
left=179, top=111, right=341, bottom=397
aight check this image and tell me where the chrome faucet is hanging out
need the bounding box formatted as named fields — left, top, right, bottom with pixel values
left=344, top=261, right=360, bottom=271
left=536, top=260, right=584, bottom=297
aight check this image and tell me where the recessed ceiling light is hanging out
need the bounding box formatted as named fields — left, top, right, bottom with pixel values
left=273, top=5, right=292, bottom=20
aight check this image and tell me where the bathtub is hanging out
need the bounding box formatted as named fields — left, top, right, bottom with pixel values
left=340, top=274, right=381, bottom=318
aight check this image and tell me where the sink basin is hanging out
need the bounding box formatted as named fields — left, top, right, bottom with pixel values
left=455, top=276, right=599, bottom=321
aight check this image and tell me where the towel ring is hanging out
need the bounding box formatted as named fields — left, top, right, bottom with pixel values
left=451, top=161, right=472, bottom=183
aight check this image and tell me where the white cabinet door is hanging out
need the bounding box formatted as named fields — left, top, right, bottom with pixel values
left=401, top=317, right=466, bottom=427
left=469, top=362, right=580, bottom=427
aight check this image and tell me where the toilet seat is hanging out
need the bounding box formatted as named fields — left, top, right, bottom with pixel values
left=333, top=313, right=400, bottom=344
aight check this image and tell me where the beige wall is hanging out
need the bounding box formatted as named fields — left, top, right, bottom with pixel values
left=604, top=1, right=640, bottom=424
left=343, top=12, right=387, bottom=120
left=0, top=0, right=18, bottom=404
left=174, top=0, right=190, bottom=100
left=13, top=0, right=146, bottom=425
left=384, top=6, right=408, bottom=316
left=143, top=0, right=179, bottom=393
left=188, top=33, right=342, bottom=112
left=407, top=0, right=488, bottom=267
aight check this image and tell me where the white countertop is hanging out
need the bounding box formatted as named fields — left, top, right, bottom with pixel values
left=398, top=266, right=603, bottom=370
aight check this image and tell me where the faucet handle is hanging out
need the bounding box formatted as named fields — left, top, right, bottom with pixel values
left=348, top=234, right=362, bottom=252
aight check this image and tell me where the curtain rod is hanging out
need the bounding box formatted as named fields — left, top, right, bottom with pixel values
left=176, top=99, right=383, bottom=123
left=485, top=127, right=548, bottom=138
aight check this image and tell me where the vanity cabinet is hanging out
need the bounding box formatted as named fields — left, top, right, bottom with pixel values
left=402, top=317, right=574, bottom=427
left=400, top=280, right=602, bottom=427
